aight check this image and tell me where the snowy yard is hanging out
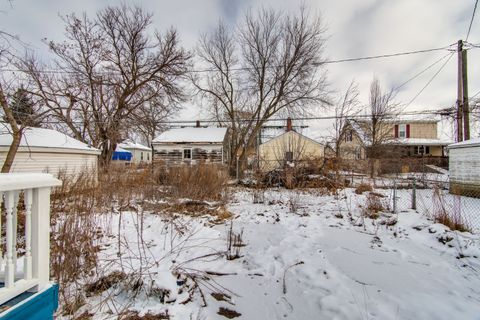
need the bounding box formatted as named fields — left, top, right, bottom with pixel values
left=72, top=188, right=480, bottom=320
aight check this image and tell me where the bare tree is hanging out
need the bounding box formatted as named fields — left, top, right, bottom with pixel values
left=331, top=80, right=360, bottom=158
left=25, top=5, right=190, bottom=168
left=353, top=78, right=398, bottom=177
left=191, top=8, right=329, bottom=176
left=128, top=99, right=175, bottom=145
left=0, top=28, right=48, bottom=172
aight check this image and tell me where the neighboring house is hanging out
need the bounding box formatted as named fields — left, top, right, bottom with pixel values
left=0, top=126, right=100, bottom=176
left=340, top=117, right=451, bottom=159
left=448, top=138, right=480, bottom=197
left=118, top=141, right=152, bottom=164
left=152, top=126, right=229, bottom=166
left=112, top=146, right=132, bottom=162
left=258, top=118, right=325, bottom=172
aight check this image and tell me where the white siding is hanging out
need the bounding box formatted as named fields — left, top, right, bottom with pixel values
left=129, top=148, right=152, bottom=164
left=0, top=151, right=98, bottom=177
left=449, top=145, right=480, bottom=185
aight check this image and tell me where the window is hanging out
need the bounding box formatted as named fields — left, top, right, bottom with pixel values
left=147, top=153, right=150, bottom=161
left=141, top=152, right=144, bottom=161
left=285, top=151, right=293, bottom=162
left=183, top=148, right=192, bottom=160
left=399, top=124, right=406, bottom=138
left=414, top=146, right=430, bottom=155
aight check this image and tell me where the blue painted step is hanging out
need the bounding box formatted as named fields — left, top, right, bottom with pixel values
left=0, top=284, right=59, bottom=320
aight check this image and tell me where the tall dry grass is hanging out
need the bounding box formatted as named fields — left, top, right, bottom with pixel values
left=163, top=164, right=229, bottom=202
left=50, top=163, right=230, bottom=316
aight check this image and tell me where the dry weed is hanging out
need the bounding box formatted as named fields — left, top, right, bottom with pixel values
left=355, top=183, right=373, bottom=195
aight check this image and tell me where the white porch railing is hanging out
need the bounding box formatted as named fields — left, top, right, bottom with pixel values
left=0, top=173, right=61, bottom=305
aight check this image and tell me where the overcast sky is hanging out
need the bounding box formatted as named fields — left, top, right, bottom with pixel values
left=1, top=0, right=479, bottom=139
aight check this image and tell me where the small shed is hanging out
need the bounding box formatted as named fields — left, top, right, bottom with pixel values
left=112, top=146, right=132, bottom=162
left=152, top=127, right=229, bottom=166
left=0, top=126, right=100, bottom=176
left=448, top=138, right=480, bottom=197
left=258, top=119, right=325, bottom=172
left=118, top=141, right=151, bottom=164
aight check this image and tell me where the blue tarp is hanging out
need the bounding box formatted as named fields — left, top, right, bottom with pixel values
left=112, top=149, right=132, bottom=161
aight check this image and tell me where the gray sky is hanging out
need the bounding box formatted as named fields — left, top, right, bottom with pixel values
left=2, top=0, right=479, bottom=139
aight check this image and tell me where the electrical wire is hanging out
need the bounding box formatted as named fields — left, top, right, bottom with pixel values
left=393, top=52, right=453, bottom=91
left=403, top=52, right=455, bottom=109
left=2, top=108, right=474, bottom=126
left=0, top=43, right=459, bottom=76
left=466, top=0, right=479, bottom=41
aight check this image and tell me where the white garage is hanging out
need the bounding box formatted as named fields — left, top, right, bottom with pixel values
left=448, top=138, right=480, bottom=197
left=0, top=126, right=100, bottom=177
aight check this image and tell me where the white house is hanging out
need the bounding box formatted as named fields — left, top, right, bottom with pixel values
left=448, top=138, right=480, bottom=197
left=0, top=126, right=100, bottom=176
left=152, top=126, right=229, bottom=166
left=118, top=141, right=152, bottom=164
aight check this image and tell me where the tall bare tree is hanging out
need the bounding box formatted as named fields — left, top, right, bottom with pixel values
left=191, top=8, right=329, bottom=175
left=354, top=78, right=398, bottom=177
left=331, top=80, right=360, bottom=158
left=25, top=5, right=190, bottom=168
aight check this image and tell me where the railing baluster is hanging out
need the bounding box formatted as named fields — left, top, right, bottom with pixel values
left=4, top=191, right=17, bottom=288
left=24, top=189, right=33, bottom=280
left=12, top=192, right=19, bottom=274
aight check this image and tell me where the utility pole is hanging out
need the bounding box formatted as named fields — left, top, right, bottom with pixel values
left=456, top=40, right=464, bottom=142
left=462, top=47, right=470, bottom=141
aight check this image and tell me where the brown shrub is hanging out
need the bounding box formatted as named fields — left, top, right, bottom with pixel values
left=355, top=183, right=373, bottom=195
left=164, top=164, right=228, bottom=202
left=362, top=193, right=385, bottom=219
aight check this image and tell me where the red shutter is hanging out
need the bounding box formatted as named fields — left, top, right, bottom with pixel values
left=406, top=124, right=410, bottom=138
left=394, top=125, right=399, bottom=138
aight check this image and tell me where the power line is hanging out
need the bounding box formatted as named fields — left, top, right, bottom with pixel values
left=2, top=108, right=474, bottom=126
left=318, top=44, right=456, bottom=65
left=393, top=52, right=453, bottom=91
left=404, top=52, right=455, bottom=109
left=0, top=43, right=460, bottom=76
left=466, top=0, right=479, bottom=41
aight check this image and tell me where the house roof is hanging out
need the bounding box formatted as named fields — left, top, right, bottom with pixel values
left=447, top=137, right=480, bottom=149
left=114, top=146, right=132, bottom=153
left=152, top=127, right=228, bottom=144
left=259, top=130, right=324, bottom=147
left=0, top=125, right=100, bottom=154
left=390, top=138, right=452, bottom=146
left=118, top=141, right=151, bottom=151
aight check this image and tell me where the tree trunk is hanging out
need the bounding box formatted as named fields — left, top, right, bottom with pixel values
left=99, top=142, right=116, bottom=170
left=1, top=128, right=23, bottom=173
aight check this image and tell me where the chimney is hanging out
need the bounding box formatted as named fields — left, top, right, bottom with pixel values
left=286, top=117, right=292, bottom=132
left=196, top=120, right=200, bottom=128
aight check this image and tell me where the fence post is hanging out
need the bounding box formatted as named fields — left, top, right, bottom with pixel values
left=393, top=179, right=397, bottom=214
left=411, top=177, right=417, bottom=210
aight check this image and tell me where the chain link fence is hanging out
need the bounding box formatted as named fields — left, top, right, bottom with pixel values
left=237, top=157, right=480, bottom=233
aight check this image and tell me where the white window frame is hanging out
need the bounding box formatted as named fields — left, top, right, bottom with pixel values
left=398, top=124, right=407, bottom=138
left=183, top=148, right=192, bottom=160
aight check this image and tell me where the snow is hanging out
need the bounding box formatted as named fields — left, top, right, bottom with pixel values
left=72, top=187, right=480, bottom=320
left=448, top=137, right=480, bottom=149
left=0, top=125, right=99, bottom=153
left=391, top=138, right=451, bottom=146
left=118, top=141, right=151, bottom=151
left=152, top=127, right=228, bottom=143
left=0, top=172, right=61, bottom=191
left=114, top=146, right=131, bottom=153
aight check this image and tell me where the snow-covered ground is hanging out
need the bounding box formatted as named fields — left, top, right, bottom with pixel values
left=72, top=188, right=480, bottom=320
